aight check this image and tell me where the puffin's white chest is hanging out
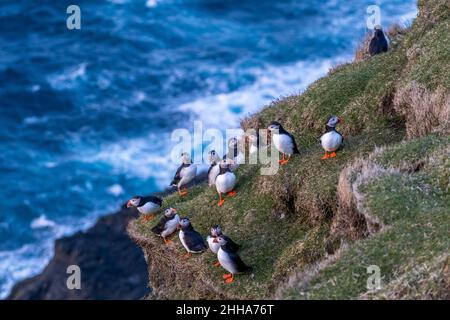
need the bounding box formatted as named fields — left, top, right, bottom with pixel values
left=215, top=172, right=236, bottom=194
left=208, top=164, right=220, bottom=187
left=320, top=131, right=342, bottom=151
left=161, top=214, right=180, bottom=238
left=249, top=143, right=258, bottom=155
left=218, top=248, right=238, bottom=274
left=207, top=236, right=220, bottom=254
left=179, top=230, right=189, bottom=251
left=179, top=164, right=197, bottom=186
left=137, top=202, right=160, bottom=214
left=273, top=133, right=294, bottom=155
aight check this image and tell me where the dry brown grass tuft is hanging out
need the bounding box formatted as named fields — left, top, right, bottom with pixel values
left=354, top=33, right=372, bottom=62
left=330, top=149, right=399, bottom=242
left=393, top=82, right=450, bottom=138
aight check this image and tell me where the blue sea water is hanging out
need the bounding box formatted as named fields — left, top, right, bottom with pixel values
left=0, top=0, right=417, bottom=298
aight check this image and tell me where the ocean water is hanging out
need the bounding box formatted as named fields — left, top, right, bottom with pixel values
left=0, top=0, right=417, bottom=298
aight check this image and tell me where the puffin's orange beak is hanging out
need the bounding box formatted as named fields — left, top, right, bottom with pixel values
left=213, top=238, right=219, bottom=243
left=126, top=201, right=132, bottom=208
left=177, top=224, right=181, bottom=230
left=338, top=117, right=343, bottom=123
left=172, top=208, right=177, bottom=213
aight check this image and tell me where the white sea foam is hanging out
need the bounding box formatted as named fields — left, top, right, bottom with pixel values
left=108, top=184, right=125, bottom=197
left=178, top=57, right=349, bottom=129
left=47, top=63, right=88, bottom=91
left=30, top=215, right=57, bottom=229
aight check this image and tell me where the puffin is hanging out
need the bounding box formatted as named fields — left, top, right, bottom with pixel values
left=177, top=217, right=207, bottom=258
left=215, top=159, right=237, bottom=207
left=247, top=133, right=259, bottom=155
left=151, top=207, right=180, bottom=244
left=320, top=116, right=343, bottom=160
left=213, top=235, right=252, bottom=284
left=207, top=150, right=221, bottom=187
left=127, top=195, right=162, bottom=221
left=170, top=152, right=197, bottom=196
left=369, top=25, right=388, bottom=56
left=226, top=137, right=244, bottom=171
left=268, top=121, right=300, bottom=165
left=206, top=225, right=240, bottom=267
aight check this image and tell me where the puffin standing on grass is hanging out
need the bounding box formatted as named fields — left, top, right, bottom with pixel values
left=320, top=116, right=343, bottom=160
left=268, top=121, right=300, bottom=165
left=207, top=225, right=240, bottom=267
left=369, top=25, right=388, bottom=56
left=213, top=235, right=252, bottom=284
left=127, top=195, right=162, bottom=221
left=215, top=159, right=237, bottom=207
left=171, top=152, right=197, bottom=196
left=207, top=150, right=221, bottom=187
left=151, top=207, right=180, bottom=244
left=177, top=217, right=207, bottom=258
left=226, top=137, right=244, bottom=171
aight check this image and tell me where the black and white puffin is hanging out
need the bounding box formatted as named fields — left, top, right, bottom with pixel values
left=151, top=207, right=180, bottom=244
left=127, top=195, right=162, bottom=221
left=246, top=133, right=260, bottom=155
left=177, top=217, right=207, bottom=258
left=369, top=25, right=388, bottom=56
left=170, top=152, right=197, bottom=196
left=225, top=137, right=244, bottom=171
left=213, top=235, right=252, bottom=284
left=206, top=225, right=240, bottom=267
left=320, top=116, right=343, bottom=160
left=215, top=159, right=237, bottom=207
left=207, top=150, right=221, bottom=187
left=268, top=121, right=300, bottom=165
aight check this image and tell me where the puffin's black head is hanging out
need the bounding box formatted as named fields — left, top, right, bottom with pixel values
left=210, top=225, right=222, bottom=237
left=374, top=26, right=384, bottom=38
left=219, top=158, right=233, bottom=173
left=180, top=152, right=191, bottom=164
left=164, top=207, right=177, bottom=218
left=177, top=217, right=191, bottom=230
left=326, top=116, right=342, bottom=128
left=268, top=121, right=282, bottom=132
left=213, top=235, right=229, bottom=245
left=228, top=137, right=238, bottom=148
left=127, top=196, right=142, bottom=208
left=208, top=150, right=220, bottom=164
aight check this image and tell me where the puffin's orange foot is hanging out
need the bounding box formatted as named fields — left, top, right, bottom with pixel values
left=217, top=199, right=225, bottom=207
left=223, top=273, right=232, bottom=279
left=183, top=252, right=191, bottom=259
left=225, top=276, right=234, bottom=284
left=321, top=153, right=330, bottom=160
left=142, top=214, right=155, bottom=222
left=279, top=159, right=289, bottom=165
left=214, top=261, right=221, bottom=267
left=179, top=191, right=188, bottom=196
left=163, top=238, right=172, bottom=245
left=329, top=152, right=337, bottom=158
left=227, top=190, right=237, bottom=197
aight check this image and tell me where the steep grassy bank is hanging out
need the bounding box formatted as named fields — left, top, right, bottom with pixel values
left=128, top=0, right=449, bottom=299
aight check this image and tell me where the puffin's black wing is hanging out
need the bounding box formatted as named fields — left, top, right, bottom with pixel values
left=225, top=237, right=241, bottom=252
left=141, top=195, right=162, bottom=206
left=185, top=230, right=207, bottom=252
left=170, top=163, right=188, bottom=186
left=288, top=132, right=300, bottom=154
left=151, top=216, right=170, bottom=235
left=207, top=163, right=215, bottom=176
left=227, top=250, right=252, bottom=273
left=336, top=130, right=344, bottom=151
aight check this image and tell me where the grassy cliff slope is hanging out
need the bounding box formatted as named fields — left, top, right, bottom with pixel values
left=128, top=0, right=449, bottom=299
